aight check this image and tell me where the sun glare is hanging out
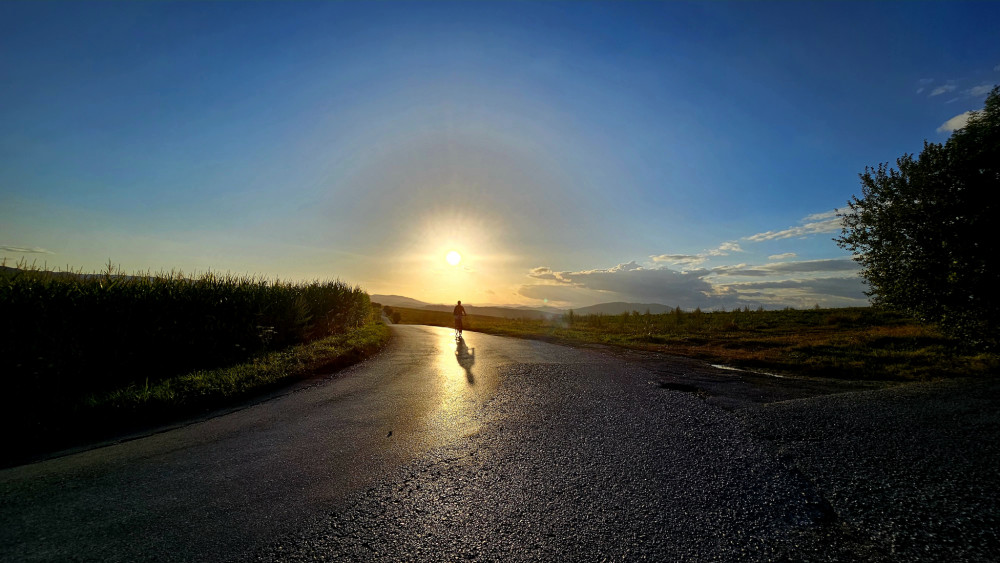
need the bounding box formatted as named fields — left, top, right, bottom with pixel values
left=446, top=251, right=462, bottom=266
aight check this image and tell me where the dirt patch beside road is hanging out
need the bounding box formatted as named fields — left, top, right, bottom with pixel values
left=614, top=347, right=898, bottom=411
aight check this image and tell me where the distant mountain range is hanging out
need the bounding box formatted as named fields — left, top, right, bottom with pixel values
left=370, top=294, right=678, bottom=319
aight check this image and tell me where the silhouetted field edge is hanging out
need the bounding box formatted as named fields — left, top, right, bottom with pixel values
left=392, top=306, right=997, bottom=381
left=1, top=263, right=392, bottom=467
left=2, top=262, right=373, bottom=396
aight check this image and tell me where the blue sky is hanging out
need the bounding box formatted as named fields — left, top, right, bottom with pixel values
left=2, top=1, right=998, bottom=309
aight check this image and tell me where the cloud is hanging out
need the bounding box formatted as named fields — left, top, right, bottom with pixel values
left=801, top=210, right=837, bottom=222
left=968, top=84, right=994, bottom=97
left=937, top=111, right=973, bottom=133
left=707, top=241, right=743, bottom=256
left=528, top=266, right=562, bottom=281
left=0, top=245, right=55, bottom=254
left=744, top=210, right=842, bottom=242
left=605, top=261, right=643, bottom=273
left=916, top=78, right=934, bottom=94
left=520, top=257, right=866, bottom=310
left=520, top=262, right=726, bottom=309
left=994, top=64, right=1000, bottom=72
left=711, top=258, right=859, bottom=277
left=650, top=254, right=706, bottom=267
left=768, top=253, right=797, bottom=260
left=930, top=83, right=956, bottom=97
left=650, top=241, right=742, bottom=268
left=719, top=276, right=868, bottom=304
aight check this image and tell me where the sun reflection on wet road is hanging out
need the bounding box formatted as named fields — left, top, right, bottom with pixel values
left=427, top=333, right=483, bottom=445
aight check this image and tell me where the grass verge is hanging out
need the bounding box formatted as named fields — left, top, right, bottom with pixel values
left=87, top=321, right=390, bottom=413
left=6, top=322, right=390, bottom=468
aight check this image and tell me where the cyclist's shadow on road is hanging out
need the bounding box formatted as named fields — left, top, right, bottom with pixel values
left=456, top=338, right=475, bottom=385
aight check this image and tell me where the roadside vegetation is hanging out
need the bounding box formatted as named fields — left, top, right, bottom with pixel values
left=393, top=306, right=997, bottom=381
left=84, top=320, right=388, bottom=416
left=1, top=262, right=389, bottom=465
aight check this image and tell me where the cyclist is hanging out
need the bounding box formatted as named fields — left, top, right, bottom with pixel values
left=453, top=300, right=467, bottom=338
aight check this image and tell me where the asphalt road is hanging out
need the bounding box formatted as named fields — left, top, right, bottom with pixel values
left=1, top=324, right=997, bottom=561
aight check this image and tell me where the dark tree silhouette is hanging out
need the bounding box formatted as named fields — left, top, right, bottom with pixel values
left=837, top=86, right=999, bottom=347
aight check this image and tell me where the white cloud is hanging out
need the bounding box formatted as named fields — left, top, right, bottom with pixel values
left=937, top=111, right=973, bottom=133
left=0, top=245, right=55, bottom=254
left=605, top=261, right=642, bottom=273
left=930, top=83, right=957, bottom=97
left=802, top=210, right=837, bottom=222
left=528, top=266, right=560, bottom=281
left=650, top=241, right=742, bottom=269
left=744, top=210, right=843, bottom=242
left=711, top=258, right=860, bottom=277
left=650, top=254, right=706, bottom=267
left=707, top=241, right=743, bottom=256
left=768, top=253, right=797, bottom=260
left=717, top=276, right=869, bottom=308
left=969, top=84, right=994, bottom=97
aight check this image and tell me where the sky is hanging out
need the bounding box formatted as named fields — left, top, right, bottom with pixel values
left=2, top=1, right=998, bottom=310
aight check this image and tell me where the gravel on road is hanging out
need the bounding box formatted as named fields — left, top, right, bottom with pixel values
left=244, top=338, right=1000, bottom=562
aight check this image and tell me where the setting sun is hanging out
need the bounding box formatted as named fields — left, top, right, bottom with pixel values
left=445, top=251, right=462, bottom=266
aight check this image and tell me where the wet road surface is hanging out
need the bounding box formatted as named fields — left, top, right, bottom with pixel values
left=1, top=324, right=998, bottom=561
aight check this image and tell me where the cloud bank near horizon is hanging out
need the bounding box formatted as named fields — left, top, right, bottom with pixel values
left=1, top=245, right=55, bottom=255
left=517, top=210, right=866, bottom=310
left=519, top=258, right=865, bottom=310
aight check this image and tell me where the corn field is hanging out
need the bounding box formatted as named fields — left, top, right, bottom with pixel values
left=1, top=264, right=372, bottom=402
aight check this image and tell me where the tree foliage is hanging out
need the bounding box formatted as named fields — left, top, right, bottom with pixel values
left=837, top=86, right=999, bottom=347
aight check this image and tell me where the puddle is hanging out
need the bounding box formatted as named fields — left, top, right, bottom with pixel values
left=711, top=364, right=788, bottom=379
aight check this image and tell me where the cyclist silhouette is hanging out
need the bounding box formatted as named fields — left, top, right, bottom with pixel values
left=453, top=300, right=467, bottom=338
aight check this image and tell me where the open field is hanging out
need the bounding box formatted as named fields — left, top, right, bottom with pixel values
left=391, top=306, right=997, bottom=381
